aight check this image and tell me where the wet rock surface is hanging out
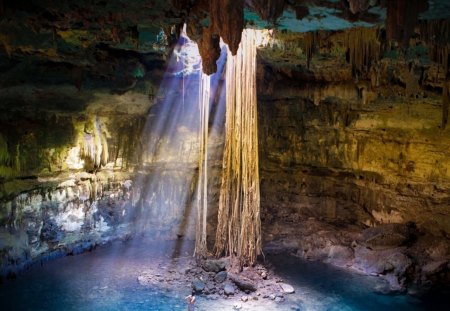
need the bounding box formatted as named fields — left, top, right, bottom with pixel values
left=202, top=259, right=227, bottom=272
left=137, top=253, right=298, bottom=309
left=264, top=218, right=450, bottom=293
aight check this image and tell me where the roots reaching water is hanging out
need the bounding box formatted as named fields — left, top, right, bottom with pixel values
left=195, top=73, right=210, bottom=258
left=215, top=29, right=262, bottom=267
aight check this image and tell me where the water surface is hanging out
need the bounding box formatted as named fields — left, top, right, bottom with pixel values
left=0, top=240, right=448, bottom=311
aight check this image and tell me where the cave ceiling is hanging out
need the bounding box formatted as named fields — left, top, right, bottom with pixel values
left=0, top=0, right=449, bottom=112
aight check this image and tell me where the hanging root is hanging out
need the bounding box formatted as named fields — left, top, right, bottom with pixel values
left=215, top=29, right=262, bottom=267
left=195, top=73, right=210, bottom=258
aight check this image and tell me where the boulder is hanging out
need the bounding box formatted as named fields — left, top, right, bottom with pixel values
left=215, top=271, right=227, bottom=283
left=275, top=296, right=284, bottom=302
left=353, top=246, right=413, bottom=291
left=362, top=223, right=416, bottom=250
left=229, top=273, right=257, bottom=292
left=192, top=279, right=205, bottom=293
left=279, top=283, right=295, bottom=294
left=224, top=284, right=235, bottom=295
left=202, top=259, right=227, bottom=272
left=326, top=245, right=354, bottom=267
left=354, top=246, right=411, bottom=275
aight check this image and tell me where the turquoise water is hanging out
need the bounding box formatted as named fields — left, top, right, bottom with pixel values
left=267, top=254, right=449, bottom=311
left=0, top=240, right=448, bottom=311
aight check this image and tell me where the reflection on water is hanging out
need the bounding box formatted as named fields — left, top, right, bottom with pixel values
left=0, top=240, right=448, bottom=311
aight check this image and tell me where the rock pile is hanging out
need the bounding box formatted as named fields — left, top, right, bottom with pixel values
left=137, top=256, right=296, bottom=306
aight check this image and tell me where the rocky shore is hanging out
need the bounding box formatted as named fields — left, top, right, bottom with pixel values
left=137, top=256, right=303, bottom=310
left=263, top=218, right=450, bottom=294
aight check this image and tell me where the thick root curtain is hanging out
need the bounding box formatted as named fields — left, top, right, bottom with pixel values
left=215, top=29, right=262, bottom=266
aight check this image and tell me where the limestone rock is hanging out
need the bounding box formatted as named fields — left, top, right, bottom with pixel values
left=362, top=223, right=416, bottom=250
left=422, top=260, right=448, bottom=276
left=275, top=296, right=284, bottom=302
left=215, top=271, right=227, bottom=283
left=202, top=259, right=227, bottom=272
left=224, top=284, right=235, bottom=295
left=229, top=273, right=257, bottom=292
left=261, top=271, right=268, bottom=279
left=326, top=245, right=354, bottom=267
left=210, top=0, right=243, bottom=55
left=192, top=279, right=205, bottom=293
left=353, top=246, right=413, bottom=291
left=279, top=283, right=295, bottom=294
left=196, top=26, right=221, bottom=75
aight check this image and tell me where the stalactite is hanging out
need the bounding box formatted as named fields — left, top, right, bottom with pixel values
left=344, top=28, right=380, bottom=76
left=215, top=29, right=261, bottom=267
left=304, top=32, right=319, bottom=69
left=443, top=82, right=449, bottom=130
left=197, top=26, right=221, bottom=75
left=185, top=0, right=244, bottom=73
left=0, top=134, right=9, bottom=166
left=14, top=143, right=20, bottom=173
left=247, top=0, right=285, bottom=21
left=195, top=72, right=210, bottom=257
left=421, top=19, right=450, bottom=129
left=81, top=117, right=109, bottom=168
left=0, top=133, right=16, bottom=178
left=420, top=19, right=450, bottom=79
left=386, top=0, right=427, bottom=47
left=210, top=0, right=244, bottom=55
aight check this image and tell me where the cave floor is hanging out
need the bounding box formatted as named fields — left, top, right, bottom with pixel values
left=0, top=239, right=447, bottom=311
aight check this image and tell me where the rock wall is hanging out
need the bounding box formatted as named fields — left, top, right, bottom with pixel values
left=1, top=17, right=449, bottom=291
left=259, top=85, right=450, bottom=233
left=0, top=164, right=222, bottom=278
left=258, top=71, right=450, bottom=291
left=0, top=75, right=224, bottom=278
left=0, top=172, right=133, bottom=276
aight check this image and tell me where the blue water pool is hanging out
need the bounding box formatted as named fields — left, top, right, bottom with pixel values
left=0, top=240, right=448, bottom=311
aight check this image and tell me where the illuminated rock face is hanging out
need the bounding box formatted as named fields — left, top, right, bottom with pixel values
left=256, top=48, right=450, bottom=290
left=0, top=173, right=132, bottom=274
left=260, top=91, right=450, bottom=233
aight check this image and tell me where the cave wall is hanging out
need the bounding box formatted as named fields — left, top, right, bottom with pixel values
left=0, top=46, right=449, bottom=289
left=256, top=49, right=450, bottom=290
left=0, top=73, right=225, bottom=277
left=259, top=85, right=450, bottom=236
left=255, top=30, right=450, bottom=238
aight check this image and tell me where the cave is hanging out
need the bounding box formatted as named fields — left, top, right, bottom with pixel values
left=1, top=0, right=450, bottom=310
